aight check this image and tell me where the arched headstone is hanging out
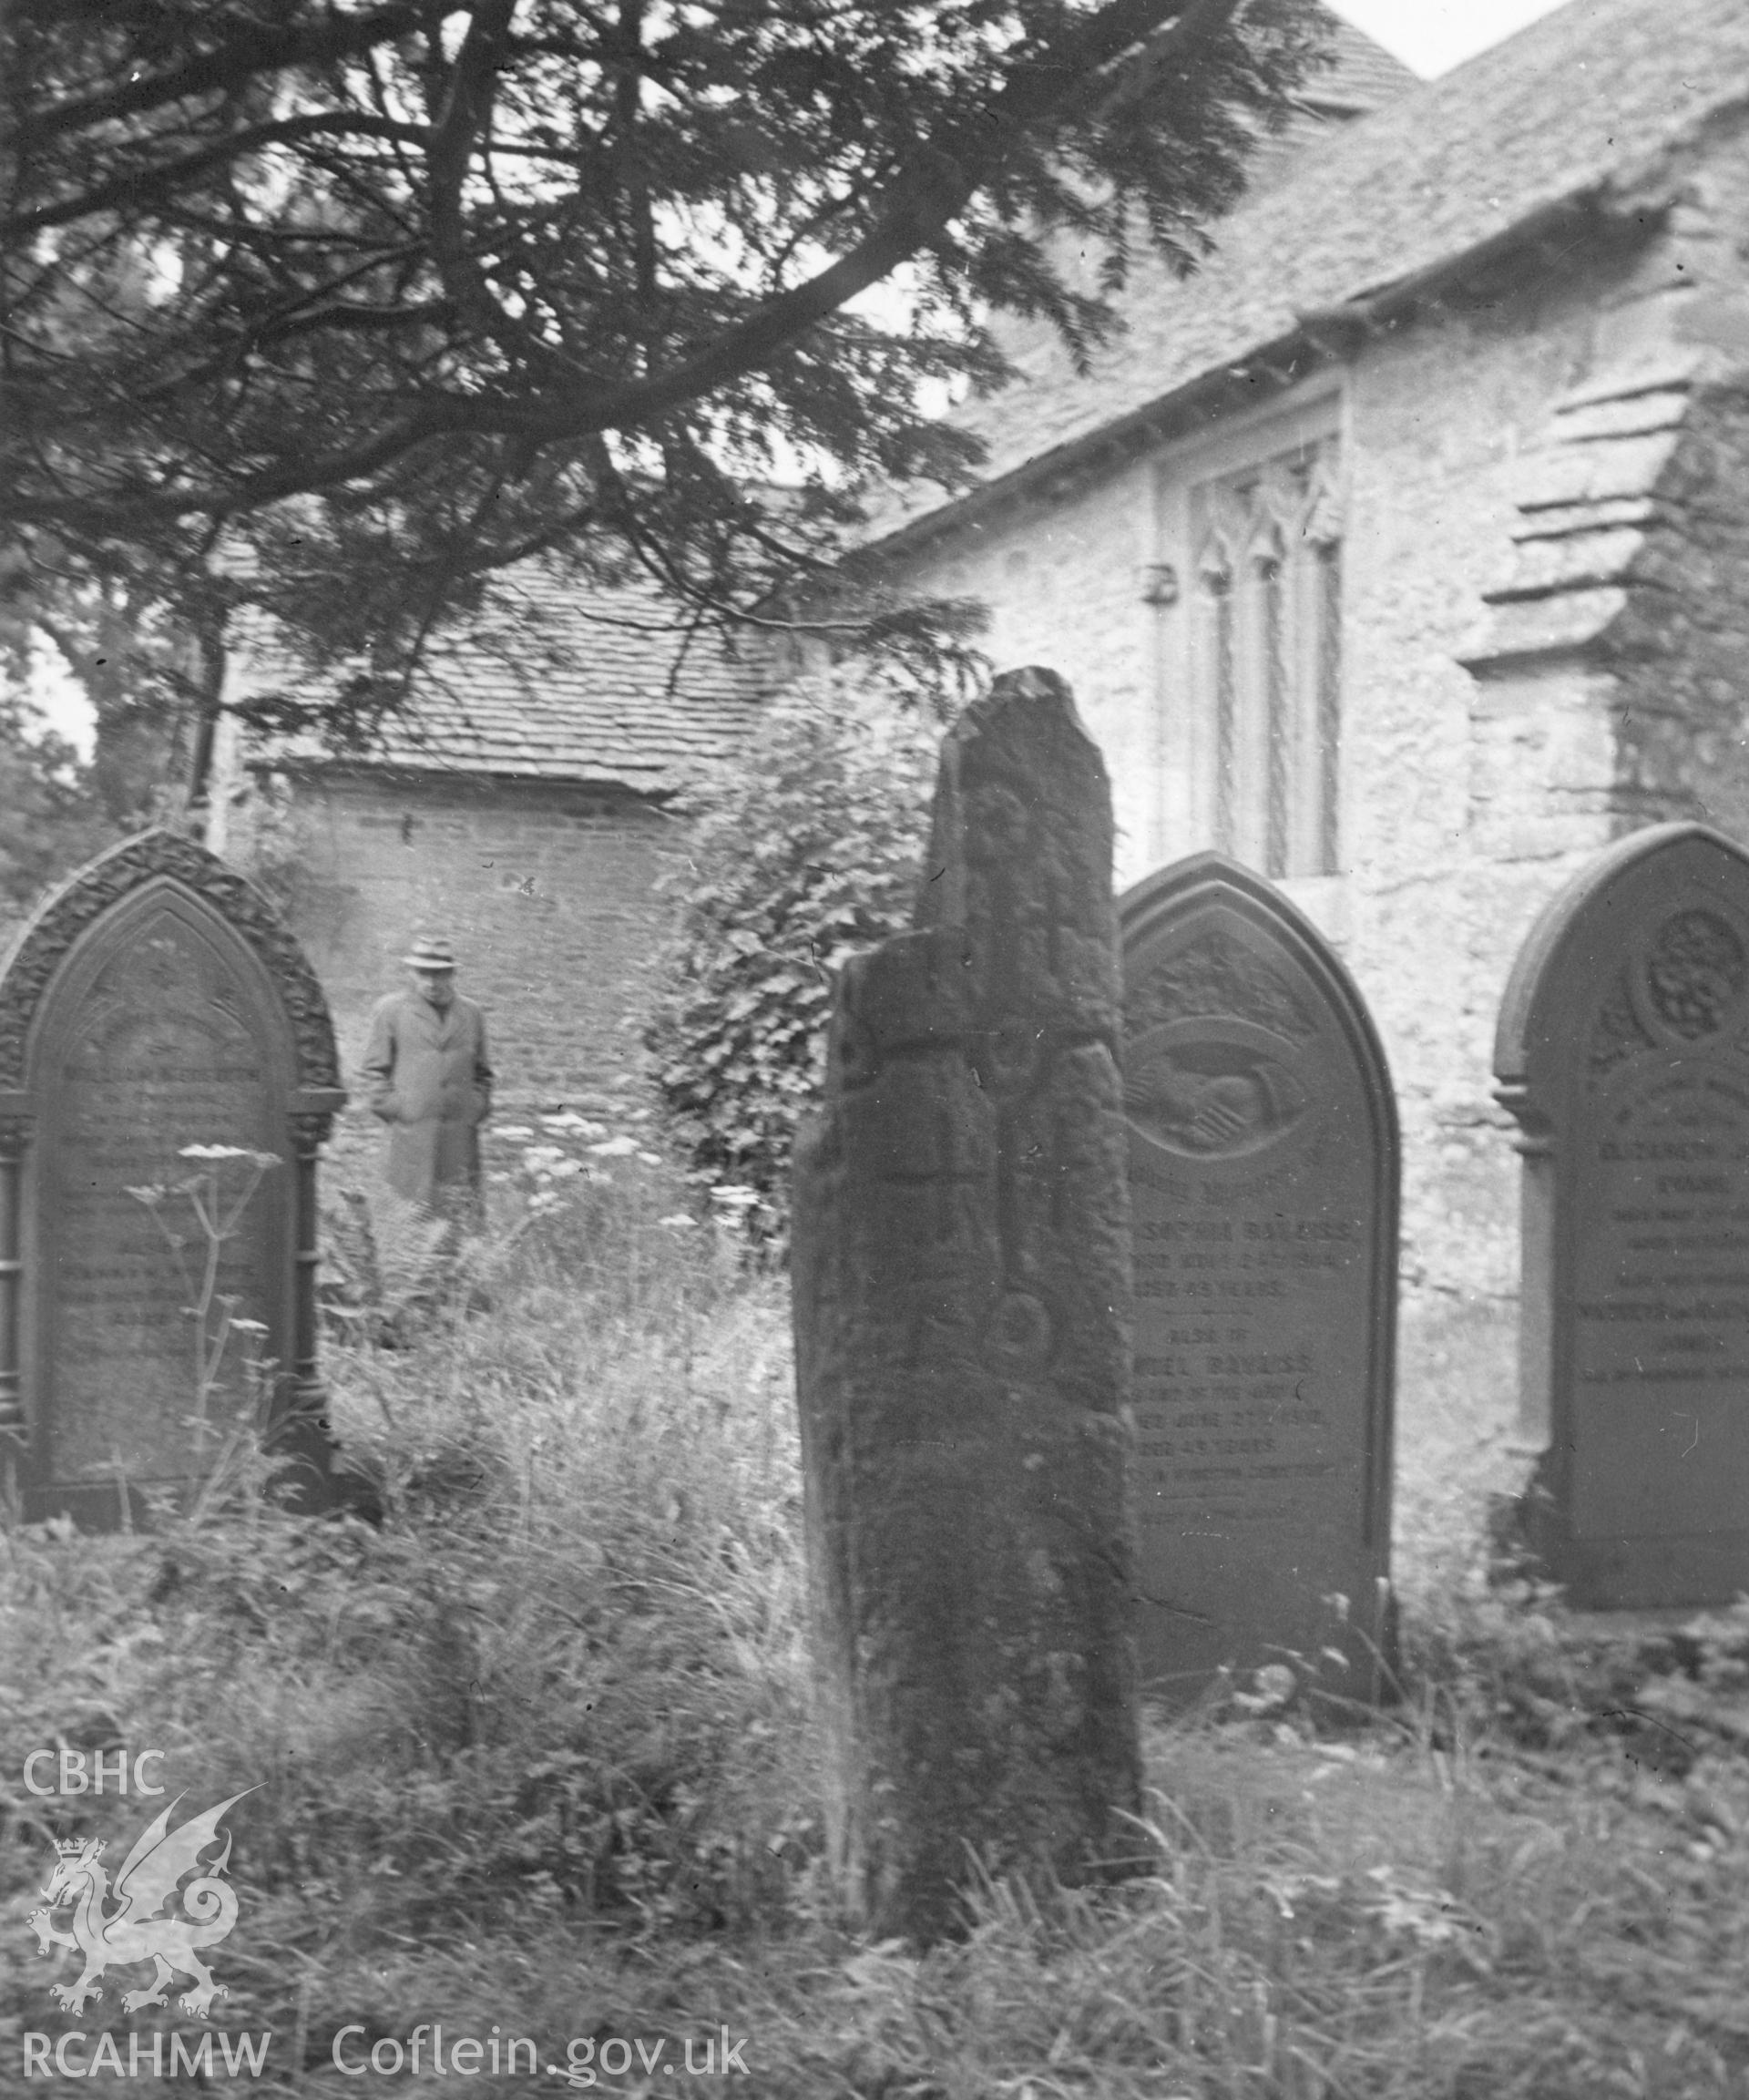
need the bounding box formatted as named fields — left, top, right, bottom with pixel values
left=0, top=831, right=349, bottom=1524
left=1120, top=853, right=1397, bottom=1698
left=1496, top=822, right=1749, bottom=1607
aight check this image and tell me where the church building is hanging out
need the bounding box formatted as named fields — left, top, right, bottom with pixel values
left=863, top=0, right=1749, bottom=1449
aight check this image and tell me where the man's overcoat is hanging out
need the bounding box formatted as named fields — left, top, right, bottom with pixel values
left=362, top=991, right=494, bottom=1210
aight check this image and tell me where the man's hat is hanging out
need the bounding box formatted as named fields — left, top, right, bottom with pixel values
left=403, top=936, right=457, bottom=971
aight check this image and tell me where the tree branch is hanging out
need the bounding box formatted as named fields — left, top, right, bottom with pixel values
left=535, top=0, right=1238, bottom=442
left=13, top=0, right=1240, bottom=530
left=3, top=112, right=428, bottom=240
left=14, top=3, right=426, bottom=147
left=424, top=0, right=530, bottom=362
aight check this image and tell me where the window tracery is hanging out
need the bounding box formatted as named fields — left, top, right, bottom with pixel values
left=1191, top=440, right=1343, bottom=876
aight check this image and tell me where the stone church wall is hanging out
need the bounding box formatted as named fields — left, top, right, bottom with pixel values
left=878, top=160, right=1749, bottom=1469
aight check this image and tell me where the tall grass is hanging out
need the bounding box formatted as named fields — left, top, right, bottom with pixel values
left=1, top=1145, right=815, bottom=2087
left=4, top=1142, right=1749, bottom=2095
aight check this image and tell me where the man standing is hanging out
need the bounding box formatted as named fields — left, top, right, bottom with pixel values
left=363, top=936, right=494, bottom=1220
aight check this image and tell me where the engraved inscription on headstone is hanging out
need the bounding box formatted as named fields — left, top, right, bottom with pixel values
left=54, top=918, right=279, bottom=1480
left=0, top=831, right=348, bottom=1525
left=1120, top=853, right=1397, bottom=1697
left=1496, top=823, right=1749, bottom=1607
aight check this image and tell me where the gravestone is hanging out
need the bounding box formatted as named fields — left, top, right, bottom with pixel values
left=1120, top=852, right=1397, bottom=1699
left=793, top=667, right=1140, bottom=1942
left=0, top=831, right=349, bottom=1525
left=1496, top=822, right=1749, bottom=1607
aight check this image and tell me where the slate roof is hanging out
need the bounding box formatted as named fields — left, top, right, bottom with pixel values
left=870, top=0, right=1749, bottom=550
left=230, top=566, right=774, bottom=792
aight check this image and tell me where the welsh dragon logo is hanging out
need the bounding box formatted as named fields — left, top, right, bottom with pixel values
left=26, top=1789, right=256, bottom=2019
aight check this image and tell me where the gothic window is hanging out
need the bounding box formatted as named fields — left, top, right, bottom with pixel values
left=1190, top=439, right=1343, bottom=876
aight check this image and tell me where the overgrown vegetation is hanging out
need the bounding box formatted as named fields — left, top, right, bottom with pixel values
left=6, top=1138, right=1749, bottom=2095
left=647, top=691, right=941, bottom=1233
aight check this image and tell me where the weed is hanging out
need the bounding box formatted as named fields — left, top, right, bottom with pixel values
left=125, top=1142, right=281, bottom=1467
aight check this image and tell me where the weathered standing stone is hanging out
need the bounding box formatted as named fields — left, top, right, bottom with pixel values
left=792, top=668, right=1140, bottom=1941
left=0, top=832, right=349, bottom=1524
left=1496, top=822, right=1749, bottom=1607
left=1120, top=854, right=1398, bottom=1700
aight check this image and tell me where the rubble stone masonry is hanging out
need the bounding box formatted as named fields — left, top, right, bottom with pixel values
left=878, top=121, right=1749, bottom=1462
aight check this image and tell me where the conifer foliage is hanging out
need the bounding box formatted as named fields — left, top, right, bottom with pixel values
left=5, top=0, right=1328, bottom=724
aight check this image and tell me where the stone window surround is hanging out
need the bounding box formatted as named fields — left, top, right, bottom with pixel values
left=1146, top=377, right=1347, bottom=884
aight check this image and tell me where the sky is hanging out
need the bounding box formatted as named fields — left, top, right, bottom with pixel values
left=1327, top=0, right=1574, bottom=77
left=25, top=0, right=1581, bottom=759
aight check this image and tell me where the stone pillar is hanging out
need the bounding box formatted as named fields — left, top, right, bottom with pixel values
left=792, top=666, right=1140, bottom=1943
